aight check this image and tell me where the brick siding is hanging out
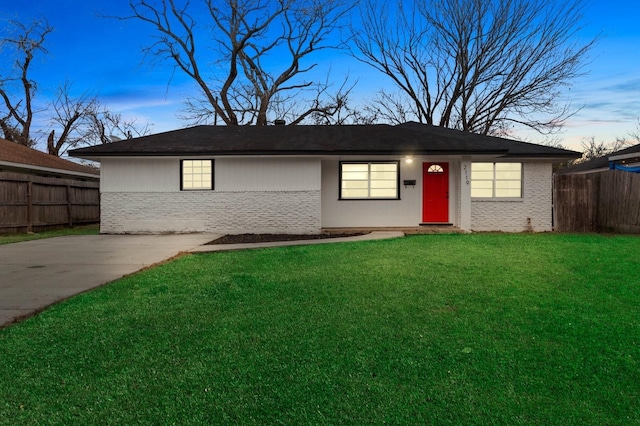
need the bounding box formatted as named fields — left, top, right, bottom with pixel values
left=470, top=163, right=552, bottom=232
left=101, top=190, right=321, bottom=234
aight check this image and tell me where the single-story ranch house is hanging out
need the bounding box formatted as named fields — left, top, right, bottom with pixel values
left=70, top=123, right=579, bottom=234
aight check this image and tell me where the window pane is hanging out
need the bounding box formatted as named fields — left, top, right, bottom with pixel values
left=472, top=163, right=493, bottom=172
left=343, top=171, right=369, bottom=180
left=496, top=170, right=521, bottom=180
left=370, top=171, right=397, bottom=180
left=471, top=188, right=493, bottom=197
left=342, top=188, right=369, bottom=198
left=371, top=188, right=397, bottom=197
left=496, top=163, right=521, bottom=172
left=342, top=164, right=368, bottom=172
left=342, top=180, right=369, bottom=189
left=496, top=180, right=521, bottom=190
left=472, top=181, right=493, bottom=189
left=496, top=180, right=521, bottom=197
left=471, top=179, right=493, bottom=198
left=371, top=163, right=397, bottom=172
left=370, top=180, right=397, bottom=189
left=472, top=171, right=494, bottom=180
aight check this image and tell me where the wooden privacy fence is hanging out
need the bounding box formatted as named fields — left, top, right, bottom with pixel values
left=554, top=170, right=640, bottom=233
left=0, top=172, right=100, bottom=234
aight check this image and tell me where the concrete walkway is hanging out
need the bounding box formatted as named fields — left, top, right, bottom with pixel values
left=0, top=234, right=218, bottom=328
left=0, top=231, right=404, bottom=329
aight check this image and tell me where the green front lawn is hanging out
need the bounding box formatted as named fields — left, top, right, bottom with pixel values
left=0, top=234, right=638, bottom=424
left=0, top=224, right=99, bottom=245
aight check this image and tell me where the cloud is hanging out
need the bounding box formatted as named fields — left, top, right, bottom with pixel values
left=565, top=118, right=627, bottom=128
left=579, top=101, right=614, bottom=111
left=603, top=78, right=640, bottom=93
left=98, top=81, right=198, bottom=111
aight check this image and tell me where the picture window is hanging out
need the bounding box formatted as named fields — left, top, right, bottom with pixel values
left=340, top=162, right=399, bottom=200
left=471, top=163, right=522, bottom=198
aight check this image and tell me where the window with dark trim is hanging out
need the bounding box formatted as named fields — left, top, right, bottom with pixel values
left=471, top=162, right=522, bottom=198
left=340, top=161, right=399, bottom=200
left=181, top=159, right=214, bottom=190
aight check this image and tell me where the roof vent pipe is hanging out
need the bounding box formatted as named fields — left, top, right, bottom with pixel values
left=274, top=119, right=286, bottom=126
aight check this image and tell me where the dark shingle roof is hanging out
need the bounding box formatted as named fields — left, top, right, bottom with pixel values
left=556, top=143, right=640, bottom=174
left=0, top=138, right=100, bottom=178
left=397, top=123, right=579, bottom=157
left=70, top=123, right=580, bottom=159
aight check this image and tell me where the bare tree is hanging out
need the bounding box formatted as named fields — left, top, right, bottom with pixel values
left=119, top=0, right=353, bottom=125
left=45, top=83, right=99, bottom=156
left=0, top=18, right=53, bottom=147
left=577, top=136, right=632, bottom=163
left=266, top=74, right=368, bottom=125
left=352, top=0, right=595, bottom=136
left=0, top=19, right=151, bottom=156
left=46, top=84, right=152, bottom=156
left=86, top=107, right=152, bottom=144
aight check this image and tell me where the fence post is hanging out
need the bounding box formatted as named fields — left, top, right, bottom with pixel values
left=66, top=184, right=73, bottom=227
left=27, top=180, right=33, bottom=233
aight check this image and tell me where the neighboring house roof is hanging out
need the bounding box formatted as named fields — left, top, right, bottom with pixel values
left=556, top=143, right=640, bottom=174
left=70, top=123, right=580, bottom=159
left=0, top=138, right=100, bottom=180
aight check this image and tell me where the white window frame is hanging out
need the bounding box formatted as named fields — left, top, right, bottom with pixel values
left=339, top=161, right=400, bottom=200
left=471, top=162, right=522, bottom=198
left=181, top=159, right=214, bottom=191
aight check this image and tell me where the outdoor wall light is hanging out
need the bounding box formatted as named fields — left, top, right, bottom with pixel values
left=405, top=156, right=414, bottom=164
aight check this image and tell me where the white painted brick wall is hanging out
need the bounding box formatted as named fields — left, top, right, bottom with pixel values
left=101, top=191, right=321, bottom=234
left=470, top=162, right=552, bottom=232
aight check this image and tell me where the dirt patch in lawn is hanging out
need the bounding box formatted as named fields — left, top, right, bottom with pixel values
left=206, top=233, right=366, bottom=245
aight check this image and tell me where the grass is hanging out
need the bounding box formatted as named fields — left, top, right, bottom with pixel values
left=0, top=224, right=99, bottom=245
left=0, top=233, right=638, bottom=424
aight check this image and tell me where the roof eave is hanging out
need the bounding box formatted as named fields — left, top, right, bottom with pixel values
left=502, top=153, right=581, bottom=160
left=0, top=160, right=100, bottom=179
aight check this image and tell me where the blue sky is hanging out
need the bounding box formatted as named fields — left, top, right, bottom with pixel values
left=3, top=0, right=640, bottom=152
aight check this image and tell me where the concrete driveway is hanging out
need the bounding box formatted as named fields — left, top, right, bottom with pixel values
left=0, top=234, right=217, bottom=328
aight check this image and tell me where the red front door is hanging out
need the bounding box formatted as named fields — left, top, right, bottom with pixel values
left=422, top=162, right=449, bottom=223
